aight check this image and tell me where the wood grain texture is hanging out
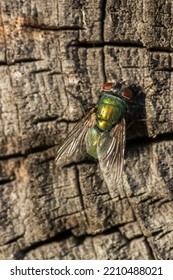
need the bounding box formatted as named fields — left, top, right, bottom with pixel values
left=0, top=0, right=173, bottom=260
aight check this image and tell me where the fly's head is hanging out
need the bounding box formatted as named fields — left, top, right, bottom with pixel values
left=102, top=82, right=133, bottom=102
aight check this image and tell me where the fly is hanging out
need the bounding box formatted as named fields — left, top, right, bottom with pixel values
left=56, top=82, right=132, bottom=187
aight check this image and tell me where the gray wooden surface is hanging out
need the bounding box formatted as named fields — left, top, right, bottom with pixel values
left=0, top=0, right=173, bottom=260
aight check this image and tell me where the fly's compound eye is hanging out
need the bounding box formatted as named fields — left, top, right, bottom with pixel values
left=122, top=87, right=132, bottom=100
left=102, top=82, right=113, bottom=91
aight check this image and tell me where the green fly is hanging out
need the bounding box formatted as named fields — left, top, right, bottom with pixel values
left=56, top=83, right=132, bottom=187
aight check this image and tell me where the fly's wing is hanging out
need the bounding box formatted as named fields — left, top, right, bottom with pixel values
left=97, top=118, right=126, bottom=188
left=56, top=108, right=97, bottom=167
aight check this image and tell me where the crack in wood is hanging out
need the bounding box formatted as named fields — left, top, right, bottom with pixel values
left=22, top=23, right=83, bottom=32
left=144, top=236, right=155, bottom=259
left=0, top=176, right=16, bottom=185
left=0, top=61, right=8, bottom=66
left=149, top=47, right=173, bottom=53
left=74, top=166, right=85, bottom=211
left=154, top=229, right=173, bottom=241
left=126, top=132, right=173, bottom=148
left=73, top=41, right=145, bottom=48
left=155, top=68, right=173, bottom=72
left=14, top=58, right=43, bottom=64
left=3, top=234, right=24, bottom=246
left=15, top=230, right=73, bottom=259
left=0, top=153, right=25, bottom=161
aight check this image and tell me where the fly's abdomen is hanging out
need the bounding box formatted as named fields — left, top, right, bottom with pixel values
left=85, top=127, right=101, bottom=158
left=97, top=93, right=126, bottom=131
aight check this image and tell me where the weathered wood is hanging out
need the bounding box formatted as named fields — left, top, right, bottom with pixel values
left=0, top=0, right=173, bottom=260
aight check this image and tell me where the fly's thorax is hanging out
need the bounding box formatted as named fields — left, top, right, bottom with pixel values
left=85, top=127, right=101, bottom=159
left=97, top=93, right=126, bottom=131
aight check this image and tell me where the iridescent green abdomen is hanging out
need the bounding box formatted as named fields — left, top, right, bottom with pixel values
left=97, top=93, right=126, bottom=131
left=85, top=127, right=101, bottom=159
